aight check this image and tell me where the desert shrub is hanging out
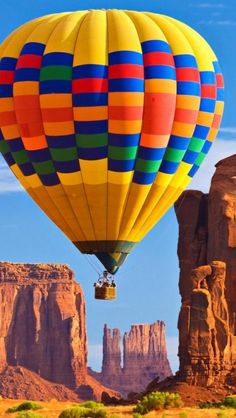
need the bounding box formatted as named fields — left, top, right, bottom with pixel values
left=59, top=407, right=87, bottom=418
left=200, top=395, right=236, bottom=410
left=81, top=401, right=104, bottom=409
left=59, top=405, right=107, bottom=418
left=6, top=401, right=42, bottom=413
left=222, top=395, right=236, bottom=408
left=199, top=401, right=220, bottom=409
left=133, top=391, right=183, bottom=415
left=133, top=414, right=142, bottom=418
left=16, top=412, right=43, bottom=418
left=164, top=392, right=182, bottom=408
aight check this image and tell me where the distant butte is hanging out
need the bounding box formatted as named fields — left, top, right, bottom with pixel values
left=89, top=321, right=172, bottom=396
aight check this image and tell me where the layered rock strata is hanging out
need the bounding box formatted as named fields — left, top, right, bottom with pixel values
left=175, top=155, right=236, bottom=386
left=90, top=321, right=172, bottom=396
left=178, top=261, right=232, bottom=385
left=0, top=262, right=87, bottom=387
left=101, top=325, right=122, bottom=385
left=0, top=262, right=120, bottom=401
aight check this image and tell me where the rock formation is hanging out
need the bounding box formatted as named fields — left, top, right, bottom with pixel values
left=101, top=325, right=122, bottom=385
left=123, top=322, right=171, bottom=390
left=0, top=261, right=120, bottom=401
left=0, top=262, right=87, bottom=387
left=0, top=365, right=80, bottom=401
left=178, top=261, right=232, bottom=385
left=90, top=321, right=172, bottom=396
left=175, top=154, right=236, bottom=387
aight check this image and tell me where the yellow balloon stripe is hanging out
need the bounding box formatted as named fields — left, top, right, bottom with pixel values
left=107, top=10, right=144, bottom=241
left=73, top=11, right=108, bottom=244
left=126, top=13, right=201, bottom=242
left=36, top=13, right=90, bottom=243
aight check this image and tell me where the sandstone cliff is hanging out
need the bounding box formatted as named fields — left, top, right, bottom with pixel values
left=123, top=322, right=171, bottom=389
left=178, top=261, right=231, bottom=385
left=0, top=262, right=87, bottom=387
left=0, top=262, right=120, bottom=401
left=175, top=154, right=236, bottom=387
left=90, top=321, right=172, bottom=396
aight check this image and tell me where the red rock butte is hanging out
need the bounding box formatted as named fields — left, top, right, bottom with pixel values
left=0, top=262, right=119, bottom=401
left=175, top=154, right=236, bottom=387
left=90, top=321, right=172, bottom=396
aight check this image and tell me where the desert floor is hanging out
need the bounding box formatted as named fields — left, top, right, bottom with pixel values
left=0, top=400, right=236, bottom=418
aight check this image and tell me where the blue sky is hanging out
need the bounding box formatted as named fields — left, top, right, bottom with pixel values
left=0, top=0, right=235, bottom=373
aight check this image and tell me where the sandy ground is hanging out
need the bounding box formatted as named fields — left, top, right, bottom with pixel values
left=0, top=400, right=235, bottom=417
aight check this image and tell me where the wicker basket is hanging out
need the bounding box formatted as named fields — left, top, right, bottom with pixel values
left=95, top=286, right=116, bottom=300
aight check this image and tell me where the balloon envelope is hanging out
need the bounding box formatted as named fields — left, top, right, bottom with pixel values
left=0, top=10, right=224, bottom=273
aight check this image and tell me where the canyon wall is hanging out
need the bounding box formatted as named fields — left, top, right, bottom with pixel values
left=90, top=321, right=172, bottom=396
left=0, top=262, right=87, bottom=387
left=175, top=154, right=236, bottom=386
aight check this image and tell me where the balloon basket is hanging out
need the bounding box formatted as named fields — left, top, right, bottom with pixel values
left=95, top=286, right=116, bottom=300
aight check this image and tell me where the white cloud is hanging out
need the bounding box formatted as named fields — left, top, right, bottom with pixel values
left=166, top=336, right=179, bottom=373
left=191, top=3, right=224, bottom=8
left=199, top=20, right=236, bottom=26
left=220, top=127, right=236, bottom=134
left=188, top=137, right=236, bottom=192
left=0, top=157, right=23, bottom=194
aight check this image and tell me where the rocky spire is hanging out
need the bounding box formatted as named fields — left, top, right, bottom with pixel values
left=92, top=320, right=172, bottom=396
left=175, top=154, right=236, bottom=386
left=101, top=324, right=122, bottom=382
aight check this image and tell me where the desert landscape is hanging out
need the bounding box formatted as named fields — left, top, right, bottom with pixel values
left=0, top=1, right=234, bottom=417
left=0, top=155, right=235, bottom=416
left=0, top=399, right=235, bottom=417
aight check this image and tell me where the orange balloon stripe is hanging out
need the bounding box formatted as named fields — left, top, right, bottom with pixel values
left=22, top=135, right=48, bottom=150
left=41, top=107, right=73, bottom=122
left=19, top=121, right=44, bottom=137
left=109, top=106, right=143, bottom=120
left=0, top=111, right=16, bottom=126
left=73, top=106, right=107, bottom=121
left=140, top=133, right=170, bottom=148
left=212, top=114, right=222, bottom=129
left=201, top=85, right=216, bottom=99
left=143, top=52, right=174, bottom=67
left=141, top=93, right=176, bottom=135
left=174, top=108, right=199, bottom=124
left=14, top=95, right=40, bottom=109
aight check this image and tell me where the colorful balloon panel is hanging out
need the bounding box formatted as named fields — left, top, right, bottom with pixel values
left=0, top=10, right=224, bottom=273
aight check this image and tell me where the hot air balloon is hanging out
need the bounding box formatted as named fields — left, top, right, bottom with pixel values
left=0, top=10, right=224, bottom=292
